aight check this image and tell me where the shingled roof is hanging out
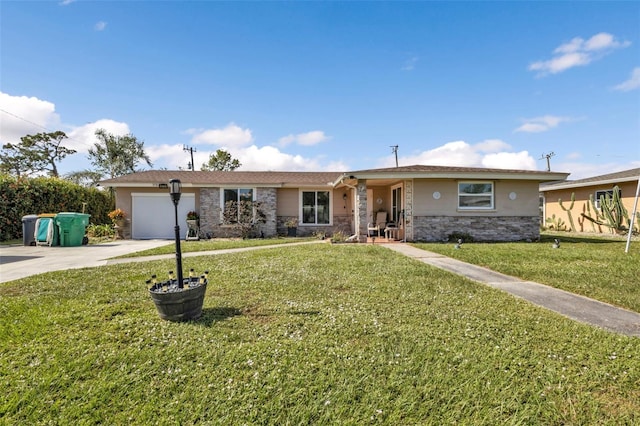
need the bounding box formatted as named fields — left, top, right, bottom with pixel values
left=540, top=168, right=640, bottom=191
left=99, top=165, right=571, bottom=188
left=99, top=170, right=344, bottom=188
left=345, top=165, right=569, bottom=182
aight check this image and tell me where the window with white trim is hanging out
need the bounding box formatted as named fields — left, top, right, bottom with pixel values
left=594, top=190, right=617, bottom=210
left=458, top=182, right=494, bottom=209
left=222, top=188, right=254, bottom=223
left=301, top=190, right=331, bottom=225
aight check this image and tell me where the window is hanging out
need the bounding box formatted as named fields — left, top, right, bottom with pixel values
left=302, top=191, right=330, bottom=225
left=594, top=190, right=617, bottom=209
left=222, top=188, right=254, bottom=223
left=458, top=182, right=494, bottom=209
left=392, top=186, right=402, bottom=224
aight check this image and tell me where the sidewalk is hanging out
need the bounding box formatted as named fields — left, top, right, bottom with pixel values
left=383, top=244, right=640, bottom=337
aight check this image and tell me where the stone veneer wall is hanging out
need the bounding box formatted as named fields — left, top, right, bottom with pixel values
left=412, top=216, right=540, bottom=242
left=256, top=188, right=277, bottom=237
left=198, top=187, right=277, bottom=238
left=199, top=188, right=220, bottom=238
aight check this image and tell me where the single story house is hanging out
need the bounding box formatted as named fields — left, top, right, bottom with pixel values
left=98, top=165, right=568, bottom=242
left=540, top=167, right=640, bottom=234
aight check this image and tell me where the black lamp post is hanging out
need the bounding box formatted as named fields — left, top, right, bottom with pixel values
left=169, top=179, right=184, bottom=289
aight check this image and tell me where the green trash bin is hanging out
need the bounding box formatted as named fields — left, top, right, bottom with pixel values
left=55, top=212, right=91, bottom=247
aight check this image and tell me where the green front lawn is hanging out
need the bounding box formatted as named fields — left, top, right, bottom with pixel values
left=1, top=244, right=638, bottom=424
left=415, top=233, right=640, bottom=313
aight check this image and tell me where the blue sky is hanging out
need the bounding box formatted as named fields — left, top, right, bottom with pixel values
left=1, top=1, right=638, bottom=180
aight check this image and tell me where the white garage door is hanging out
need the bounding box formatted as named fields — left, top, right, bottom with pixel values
left=132, top=193, right=195, bottom=239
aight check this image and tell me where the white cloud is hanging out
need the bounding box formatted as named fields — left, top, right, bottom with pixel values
left=190, top=123, right=253, bottom=148
left=157, top=141, right=346, bottom=172
left=613, top=67, right=640, bottom=92
left=385, top=140, right=538, bottom=170
left=94, top=21, right=107, bottom=31
left=514, top=115, right=574, bottom=133
left=529, top=32, right=630, bottom=76
left=59, top=0, right=76, bottom=5
left=278, top=130, right=329, bottom=147
left=482, top=151, right=537, bottom=170
left=554, top=160, right=640, bottom=180
left=474, top=139, right=512, bottom=153
left=0, top=92, right=60, bottom=143
left=401, top=56, right=419, bottom=71
left=66, top=119, right=131, bottom=153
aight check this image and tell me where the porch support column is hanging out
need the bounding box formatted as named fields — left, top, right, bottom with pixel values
left=404, top=179, right=413, bottom=242
left=355, top=179, right=368, bottom=242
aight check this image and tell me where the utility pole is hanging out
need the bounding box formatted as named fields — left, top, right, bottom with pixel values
left=183, top=145, right=196, bottom=171
left=540, top=152, right=555, bottom=171
left=390, top=145, right=399, bottom=168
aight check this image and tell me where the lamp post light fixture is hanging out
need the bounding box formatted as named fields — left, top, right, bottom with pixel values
left=169, top=178, right=184, bottom=289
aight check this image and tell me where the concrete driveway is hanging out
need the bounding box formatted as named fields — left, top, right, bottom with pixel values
left=0, top=240, right=171, bottom=283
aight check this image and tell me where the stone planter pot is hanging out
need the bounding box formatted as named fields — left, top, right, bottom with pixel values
left=114, top=219, right=126, bottom=239
left=149, top=279, right=207, bottom=321
left=186, top=219, right=200, bottom=240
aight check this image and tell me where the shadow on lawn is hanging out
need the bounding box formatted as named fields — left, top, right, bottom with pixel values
left=540, top=234, right=632, bottom=244
left=196, top=306, right=242, bottom=326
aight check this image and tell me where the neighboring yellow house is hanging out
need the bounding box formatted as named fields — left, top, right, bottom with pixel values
left=540, top=168, right=640, bottom=234
left=99, top=165, right=568, bottom=242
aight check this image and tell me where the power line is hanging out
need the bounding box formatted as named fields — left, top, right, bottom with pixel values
left=0, top=108, right=52, bottom=133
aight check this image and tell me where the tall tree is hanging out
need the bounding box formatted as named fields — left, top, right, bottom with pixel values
left=201, top=149, right=241, bottom=171
left=88, top=129, right=152, bottom=179
left=0, top=131, right=75, bottom=177
left=64, top=170, right=104, bottom=187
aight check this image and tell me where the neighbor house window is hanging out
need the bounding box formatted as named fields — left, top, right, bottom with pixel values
left=222, top=188, right=254, bottom=223
left=458, top=182, right=494, bottom=209
left=302, top=191, right=330, bottom=225
left=594, top=190, right=617, bottom=210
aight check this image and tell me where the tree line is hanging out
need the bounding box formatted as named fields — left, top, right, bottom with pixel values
left=1, top=129, right=241, bottom=185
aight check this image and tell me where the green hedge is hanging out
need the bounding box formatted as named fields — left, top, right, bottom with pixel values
left=0, top=174, right=114, bottom=241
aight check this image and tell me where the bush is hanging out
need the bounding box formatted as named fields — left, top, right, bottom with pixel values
left=86, top=223, right=115, bottom=238
left=0, top=174, right=114, bottom=241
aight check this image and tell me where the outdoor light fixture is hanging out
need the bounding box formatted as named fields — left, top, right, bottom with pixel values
left=169, top=179, right=182, bottom=204
left=169, top=179, right=184, bottom=288
left=343, top=193, right=347, bottom=201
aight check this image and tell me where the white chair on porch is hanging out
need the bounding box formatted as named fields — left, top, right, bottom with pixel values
left=368, top=211, right=387, bottom=237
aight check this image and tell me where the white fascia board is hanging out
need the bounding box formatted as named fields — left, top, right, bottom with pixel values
left=352, top=172, right=569, bottom=182
left=199, top=183, right=284, bottom=188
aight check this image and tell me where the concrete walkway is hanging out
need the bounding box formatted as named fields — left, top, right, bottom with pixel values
left=0, top=240, right=322, bottom=283
left=383, top=243, right=640, bottom=337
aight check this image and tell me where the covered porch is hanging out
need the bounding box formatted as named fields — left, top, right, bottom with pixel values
left=333, top=174, right=411, bottom=243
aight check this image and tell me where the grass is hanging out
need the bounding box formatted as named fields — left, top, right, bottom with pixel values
left=414, top=233, right=640, bottom=313
left=114, top=237, right=316, bottom=258
left=1, top=244, right=639, bottom=424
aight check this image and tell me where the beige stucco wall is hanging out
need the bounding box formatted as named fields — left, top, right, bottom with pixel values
left=543, top=181, right=638, bottom=232
left=276, top=188, right=298, bottom=217
left=412, top=179, right=539, bottom=216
